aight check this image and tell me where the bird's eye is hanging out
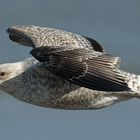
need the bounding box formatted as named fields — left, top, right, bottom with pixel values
left=0, top=72, right=6, bottom=76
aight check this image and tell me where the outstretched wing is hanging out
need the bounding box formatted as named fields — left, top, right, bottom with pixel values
left=7, top=25, right=105, bottom=52
left=30, top=47, right=130, bottom=92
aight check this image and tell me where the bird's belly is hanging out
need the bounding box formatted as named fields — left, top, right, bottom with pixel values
left=23, top=86, right=127, bottom=110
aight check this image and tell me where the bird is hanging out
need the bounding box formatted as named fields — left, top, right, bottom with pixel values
left=0, top=25, right=140, bottom=110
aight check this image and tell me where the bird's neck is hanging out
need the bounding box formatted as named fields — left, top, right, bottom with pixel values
left=0, top=58, right=43, bottom=101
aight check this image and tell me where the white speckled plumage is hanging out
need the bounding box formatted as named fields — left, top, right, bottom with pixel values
left=0, top=25, right=140, bottom=110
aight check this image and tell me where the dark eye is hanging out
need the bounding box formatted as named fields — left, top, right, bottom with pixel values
left=0, top=72, right=6, bottom=76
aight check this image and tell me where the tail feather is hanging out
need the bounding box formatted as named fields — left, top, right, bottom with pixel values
left=118, top=70, right=140, bottom=98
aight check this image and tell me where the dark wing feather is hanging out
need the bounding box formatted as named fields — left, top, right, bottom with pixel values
left=84, top=36, right=104, bottom=52
left=30, top=47, right=130, bottom=92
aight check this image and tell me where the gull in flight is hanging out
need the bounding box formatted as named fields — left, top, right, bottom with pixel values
left=0, top=25, right=140, bottom=110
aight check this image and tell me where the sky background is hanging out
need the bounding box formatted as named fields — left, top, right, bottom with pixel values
left=0, top=0, right=140, bottom=140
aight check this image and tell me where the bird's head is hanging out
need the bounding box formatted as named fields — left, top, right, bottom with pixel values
left=0, top=58, right=37, bottom=94
left=0, top=61, right=25, bottom=95
left=0, top=62, right=23, bottom=85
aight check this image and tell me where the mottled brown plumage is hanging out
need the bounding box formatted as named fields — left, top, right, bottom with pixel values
left=0, top=25, right=140, bottom=109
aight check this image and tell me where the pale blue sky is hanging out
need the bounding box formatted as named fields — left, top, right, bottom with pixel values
left=0, top=0, right=140, bottom=140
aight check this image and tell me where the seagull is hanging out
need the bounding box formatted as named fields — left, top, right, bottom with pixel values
left=0, top=25, right=140, bottom=110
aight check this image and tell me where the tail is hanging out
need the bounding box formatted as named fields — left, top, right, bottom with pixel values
left=118, top=70, right=140, bottom=98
